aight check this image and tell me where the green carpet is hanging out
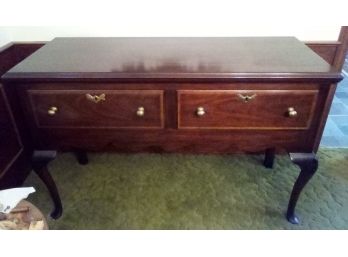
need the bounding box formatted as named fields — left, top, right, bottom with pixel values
left=24, top=148, right=348, bottom=229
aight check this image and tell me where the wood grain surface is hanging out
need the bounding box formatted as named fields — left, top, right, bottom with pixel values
left=178, top=90, right=318, bottom=129
left=28, top=90, right=164, bottom=128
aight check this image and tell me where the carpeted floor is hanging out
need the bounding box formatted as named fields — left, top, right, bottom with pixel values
left=24, top=148, right=348, bottom=229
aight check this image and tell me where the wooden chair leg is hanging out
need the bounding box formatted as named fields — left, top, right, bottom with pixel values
left=286, top=152, right=318, bottom=224
left=263, top=148, right=275, bottom=169
left=32, top=150, right=62, bottom=219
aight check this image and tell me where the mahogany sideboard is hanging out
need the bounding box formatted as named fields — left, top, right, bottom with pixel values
left=1, top=37, right=343, bottom=224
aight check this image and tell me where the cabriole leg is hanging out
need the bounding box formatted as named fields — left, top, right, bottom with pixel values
left=32, top=150, right=62, bottom=219
left=286, top=152, right=318, bottom=224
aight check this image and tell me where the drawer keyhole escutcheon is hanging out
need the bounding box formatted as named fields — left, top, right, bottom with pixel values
left=86, top=93, right=106, bottom=103
left=48, top=106, right=58, bottom=116
left=287, top=107, right=298, bottom=118
left=238, top=94, right=257, bottom=102
left=137, top=107, right=145, bottom=117
left=196, top=107, right=205, bottom=117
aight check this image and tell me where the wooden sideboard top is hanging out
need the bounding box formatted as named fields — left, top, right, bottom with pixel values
left=2, top=37, right=342, bottom=82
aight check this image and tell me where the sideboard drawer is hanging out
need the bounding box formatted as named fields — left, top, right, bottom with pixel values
left=178, top=90, right=318, bottom=129
left=28, top=90, right=164, bottom=128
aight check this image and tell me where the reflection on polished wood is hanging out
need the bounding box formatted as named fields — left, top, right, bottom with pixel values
left=3, top=38, right=341, bottom=81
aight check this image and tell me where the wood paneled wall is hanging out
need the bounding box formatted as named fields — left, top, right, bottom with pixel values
left=306, top=26, right=348, bottom=70
left=0, top=42, right=44, bottom=188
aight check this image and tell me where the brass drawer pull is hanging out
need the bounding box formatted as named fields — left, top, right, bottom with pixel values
left=47, top=106, right=58, bottom=116
left=238, top=94, right=256, bottom=102
left=86, top=93, right=106, bottom=103
left=196, top=107, right=205, bottom=117
left=287, top=107, right=298, bottom=118
left=136, top=107, right=145, bottom=117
